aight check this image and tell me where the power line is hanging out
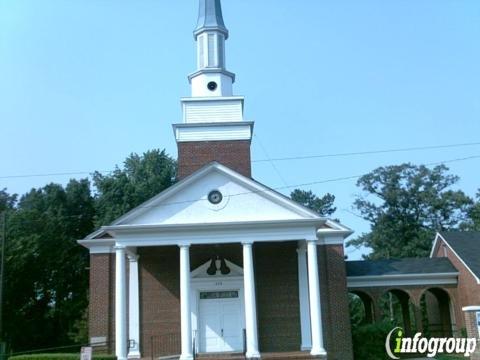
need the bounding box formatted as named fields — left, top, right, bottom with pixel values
left=0, top=170, right=113, bottom=180
left=1, top=154, right=479, bottom=224
left=253, top=134, right=289, bottom=187
left=1, top=141, right=479, bottom=180
left=252, top=141, right=480, bottom=162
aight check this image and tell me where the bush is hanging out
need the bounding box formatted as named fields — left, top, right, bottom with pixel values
left=352, top=321, right=395, bottom=360
left=9, top=354, right=116, bottom=360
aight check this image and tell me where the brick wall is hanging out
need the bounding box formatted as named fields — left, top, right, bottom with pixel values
left=177, top=140, right=251, bottom=179
left=432, top=237, right=480, bottom=331
left=139, top=246, right=181, bottom=357
left=464, top=310, right=480, bottom=360
left=319, top=245, right=354, bottom=360
left=254, top=242, right=301, bottom=352
left=89, top=253, right=115, bottom=352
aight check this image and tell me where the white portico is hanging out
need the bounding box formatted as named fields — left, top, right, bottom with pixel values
left=80, top=163, right=352, bottom=360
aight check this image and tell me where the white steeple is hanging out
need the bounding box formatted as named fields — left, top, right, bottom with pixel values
left=189, top=0, right=235, bottom=97
left=173, top=0, right=253, bottom=176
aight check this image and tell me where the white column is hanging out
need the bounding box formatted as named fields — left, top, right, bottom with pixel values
left=307, top=240, right=327, bottom=356
left=180, top=245, right=193, bottom=360
left=297, top=242, right=312, bottom=351
left=242, top=242, right=261, bottom=359
left=115, top=245, right=128, bottom=360
left=128, top=253, right=141, bottom=359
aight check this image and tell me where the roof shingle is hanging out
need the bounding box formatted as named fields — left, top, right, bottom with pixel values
left=346, top=257, right=457, bottom=277
left=439, top=231, right=480, bottom=279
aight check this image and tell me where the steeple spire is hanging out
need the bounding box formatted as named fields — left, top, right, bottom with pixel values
left=188, top=0, right=235, bottom=97
left=194, top=0, right=229, bottom=39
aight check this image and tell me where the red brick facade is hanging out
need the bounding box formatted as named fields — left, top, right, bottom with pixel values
left=177, top=140, right=251, bottom=179
left=319, top=245, right=354, bottom=360
left=432, top=237, right=480, bottom=331
left=88, top=254, right=115, bottom=352
left=255, top=242, right=301, bottom=352
left=463, top=310, right=480, bottom=360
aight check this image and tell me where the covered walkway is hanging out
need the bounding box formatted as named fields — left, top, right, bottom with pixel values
left=346, top=257, right=459, bottom=337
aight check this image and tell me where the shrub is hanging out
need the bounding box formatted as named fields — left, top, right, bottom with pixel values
left=9, top=354, right=116, bottom=360
left=352, top=321, right=395, bottom=360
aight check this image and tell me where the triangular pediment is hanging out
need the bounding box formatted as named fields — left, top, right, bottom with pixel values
left=106, top=162, right=321, bottom=227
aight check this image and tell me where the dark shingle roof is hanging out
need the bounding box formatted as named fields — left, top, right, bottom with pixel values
left=346, top=257, right=457, bottom=277
left=440, top=231, right=480, bottom=279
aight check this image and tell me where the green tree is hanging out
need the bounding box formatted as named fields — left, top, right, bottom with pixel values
left=0, top=188, right=16, bottom=212
left=93, top=149, right=176, bottom=226
left=290, top=189, right=336, bottom=217
left=348, top=164, right=472, bottom=259
left=3, top=179, right=95, bottom=351
left=463, top=189, right=480, bottom=231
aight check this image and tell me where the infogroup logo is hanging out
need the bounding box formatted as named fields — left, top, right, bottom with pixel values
left=385, top=327, right=478, bottom=359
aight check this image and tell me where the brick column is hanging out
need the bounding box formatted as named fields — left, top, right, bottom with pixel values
left=463, top=306, right=480, bottom=360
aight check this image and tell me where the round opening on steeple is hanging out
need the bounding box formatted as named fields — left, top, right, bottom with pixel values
left=208, top=190, right=223, bottom=205
left=207, top=81, right=218, bottom=91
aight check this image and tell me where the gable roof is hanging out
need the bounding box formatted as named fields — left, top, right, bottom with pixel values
left=84, top=161, right=350, bottom=240
left=432, top=231, right=480, bottom=281
left=346, top=257, right=457, bottom=277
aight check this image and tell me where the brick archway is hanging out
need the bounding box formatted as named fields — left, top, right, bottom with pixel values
left=420, top=287, right=455, bottom=337
left=349, top=290, right=375, bottom=324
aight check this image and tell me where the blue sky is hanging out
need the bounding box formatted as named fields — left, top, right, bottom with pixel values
left=1, top=1, right=479, bottom=259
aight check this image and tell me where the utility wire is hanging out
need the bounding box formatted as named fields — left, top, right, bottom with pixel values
left=12, top=154, right=480, bottom=220
left=1, top=141, right=479, bottom=180
left=253, top=134, right=289, bottom=187
left=251, top=141, right=480, bottom=163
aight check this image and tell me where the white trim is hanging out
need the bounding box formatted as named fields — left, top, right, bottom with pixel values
left=347, top=272, right=458, bottom=288
left=462, top=306, right=480, bottom=312
left=181, top=96, right=245, bottom=104
left=242, top=243, right=260, bottom=358
left=173, top=122, right=253, bottom=142
left=103, top=218, right=324, bottom=232
left=127, top=253, right=141, bottom=359
left=102, top=223, right=319, bottom=248
left=431, top=233, right=480, bottom=284
left=307, top=241, right=327, bottom=356
left=115, top=246, right=128, bottom=360
left=296, top=242, right=312, bottom=351
left=180, top=245, right=193, bottom=360
left=318, top=234, right=347, bottom=245
left=429, top=232, right=441, bottom=258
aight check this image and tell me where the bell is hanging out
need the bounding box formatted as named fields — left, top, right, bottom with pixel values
left=220, top=257, right=230, bottom=275
left=207, top=257, right=217, bottom=276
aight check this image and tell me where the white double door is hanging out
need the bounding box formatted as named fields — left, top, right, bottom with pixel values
left=198, top=294, right=243, bottom=353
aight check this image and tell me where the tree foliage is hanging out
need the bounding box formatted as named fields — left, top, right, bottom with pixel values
left=290, top=189, right=336, bottom=217
left=462, top=190, right=480, bottom=231
left=4, top=179, right=95, bottom=350
left=92, top=149, right=176, bottom=226
left=348, top=164, right=473, bottom=259
left=1, top=149, right=176, bottom=352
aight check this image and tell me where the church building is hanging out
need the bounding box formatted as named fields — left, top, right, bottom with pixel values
left=79, top=1, right=355, bottom=359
